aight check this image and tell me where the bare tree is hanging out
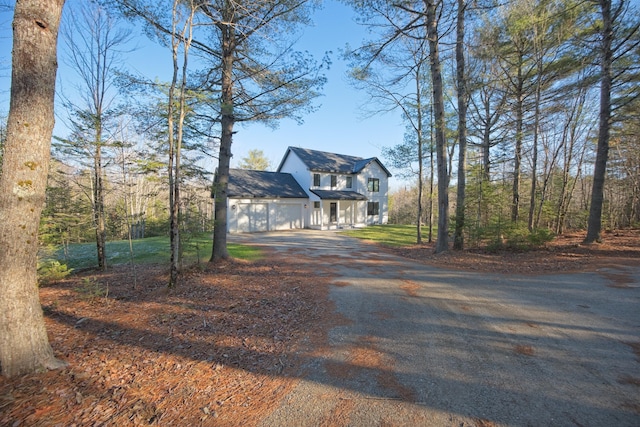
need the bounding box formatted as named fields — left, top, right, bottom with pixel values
left=345, top=8, right=432, bottom=244
left=0, top=0, right=67, bottom=377
left=166, top=0, right=197, bottom=286
left=59, top=0, right=131, bottom=269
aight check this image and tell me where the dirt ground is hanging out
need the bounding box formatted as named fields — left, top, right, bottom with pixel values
left=1, top=229, right=638, bottom=426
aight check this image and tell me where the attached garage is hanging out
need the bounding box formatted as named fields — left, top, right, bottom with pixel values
left=236, top=203, right=268, bottom=233
left=225, top=169, right=309, bottom=233
left=273, top=203, right=303, bottom=231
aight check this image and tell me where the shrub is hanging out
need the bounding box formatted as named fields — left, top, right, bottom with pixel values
left=38, top=260, right=73, bottom=285
left=485, top=226, right=555, bottom=252
left=527, top=228, right=555, bottom=247
left=77, top=277, right=108, bottom=301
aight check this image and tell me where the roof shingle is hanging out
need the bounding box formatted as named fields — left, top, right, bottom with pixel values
left=227, top=169, right=308, bottom=198
left=279, top=147, right=391, bottom=177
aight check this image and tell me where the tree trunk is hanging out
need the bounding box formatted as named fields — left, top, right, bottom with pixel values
left=167, top=1, right=179, bottom=287
left=211, top=18, right=235, bottom=262
left=528, top=75, right=541, bottom=231
left=425, top=0, right=449, bottom=253
left=428, top=100, right=435, bottom=243
left=585, top=0, right=613, bottom=243
left=415, top=66, right=424, bottom=244
left=453, top=0, right=467, bottom=250
left=511, top=66, right=524, bottom=223
left=94, top=123, right=107, bottom=270
left=0, top=0, right=67, bottom=377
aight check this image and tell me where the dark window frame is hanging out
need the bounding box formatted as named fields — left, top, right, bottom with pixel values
left=367, top=178, right=380, bottom=192
left=313, top=201, right=320, bottom=209
left=346, top=176, right=353, bottom=189
left=367, top=201, right=380, bottom=216
left=331, top=175, right=337, bottom=188
left=313, top=173, right=320, bottom=187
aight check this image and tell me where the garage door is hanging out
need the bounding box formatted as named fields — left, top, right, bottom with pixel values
left=273, top=204, right=302, bottom=231
left=237, top=203, right=268, bottom=233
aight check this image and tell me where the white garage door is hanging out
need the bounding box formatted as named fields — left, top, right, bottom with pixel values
left=273, top=204, right=302, bottom=231
left=237, top=203, right=268, bottom=232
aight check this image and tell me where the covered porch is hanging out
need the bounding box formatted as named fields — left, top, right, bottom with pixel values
left=309, top=190, right=368, bottom=230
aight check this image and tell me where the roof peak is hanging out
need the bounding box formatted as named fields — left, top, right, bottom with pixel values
left=281, top=146, right=391, bottom=177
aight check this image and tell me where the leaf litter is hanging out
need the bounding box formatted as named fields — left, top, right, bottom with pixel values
left=1, top=229, right=638, bottom=426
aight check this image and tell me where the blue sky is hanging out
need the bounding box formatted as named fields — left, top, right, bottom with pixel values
left=0, top=1, right=406, bottom=185
left=231, top=1, right=405, bottom=171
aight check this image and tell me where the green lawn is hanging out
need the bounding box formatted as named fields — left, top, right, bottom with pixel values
left=40, top=233, right=262, bottom=270
left=340, top=224, right=422, bottom=247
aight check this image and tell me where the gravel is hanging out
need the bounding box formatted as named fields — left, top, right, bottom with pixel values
left=232, top=231, right=640, bottom=427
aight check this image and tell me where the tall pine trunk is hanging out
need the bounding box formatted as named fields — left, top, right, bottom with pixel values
left=0, top=0, right=67, bottom=377
left=425, top=0, right=449, bottom=253
left=211, top=14, right=235, bottom=262
left=415, top=67, right=424, bottom=244
left=453, top=0, right=467, bottom=250
left=585, top=0, right=613, bottom=243
left=511, top=65, right=524, bottom=223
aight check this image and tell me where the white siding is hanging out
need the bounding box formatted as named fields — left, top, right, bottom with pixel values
left=273, top=203, right=303, bottom=230
left=227, top=198, right=307, bottom=233
left=278, top=152, right=312, bottom=197
left=358, top=162, right=389, bottom=225
left=236, top=203, right=268, bottom=233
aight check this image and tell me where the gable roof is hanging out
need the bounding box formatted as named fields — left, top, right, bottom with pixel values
left=278, top=146, right=392, bottom=177
left=227, top=169, right=308, bottom=199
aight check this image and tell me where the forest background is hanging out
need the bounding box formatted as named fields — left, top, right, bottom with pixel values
left=0, top=0, right=638, bottom=268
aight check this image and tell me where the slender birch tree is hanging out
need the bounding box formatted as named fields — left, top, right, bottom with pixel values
left=58, top=1, right=131, bottom=270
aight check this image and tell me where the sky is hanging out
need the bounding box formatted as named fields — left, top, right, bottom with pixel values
left=0, top=1, right=407, bottom=187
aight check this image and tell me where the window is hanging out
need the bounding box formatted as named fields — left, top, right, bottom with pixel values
left=367, top=202, right=379, bottom=216
left=346, top=176, right=353, bottom=189
left=367, top=178, right=379, bottom=192
left=331, top=175, right=337, bottom=188
left=314, top=201, right=320, bottom=209
left=313, top=173, right=320, bottom=187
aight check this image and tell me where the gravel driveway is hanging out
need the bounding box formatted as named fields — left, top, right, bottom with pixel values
left=231, top=230, right=640, bottom=427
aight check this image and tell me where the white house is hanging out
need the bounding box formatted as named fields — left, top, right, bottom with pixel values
left=225, top=146, right=391, bottom=233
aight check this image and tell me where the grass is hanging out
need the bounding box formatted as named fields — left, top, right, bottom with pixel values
left=340, top=224, right=423, bottom=247
left=40, top=233, right=262, bottom=271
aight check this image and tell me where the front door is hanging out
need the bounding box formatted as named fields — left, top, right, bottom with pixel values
left=330, top=202, right=337, bottom=223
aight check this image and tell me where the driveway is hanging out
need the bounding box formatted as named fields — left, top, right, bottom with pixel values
left=230, top=230, right=640, bottom=427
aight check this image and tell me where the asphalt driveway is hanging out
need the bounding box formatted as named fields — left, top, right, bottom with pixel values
left=230, top=230, right=640, bottom=427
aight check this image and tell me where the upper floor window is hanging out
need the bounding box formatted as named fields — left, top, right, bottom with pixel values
left=331, top=175, right=337, bottom=188
left=367, top=178, right=379, bottom=192
left=346, top=176, right=353, bottom=189
left=313, top=173, right=320, bottom=187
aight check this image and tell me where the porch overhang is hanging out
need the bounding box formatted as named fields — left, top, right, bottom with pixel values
left=310, top=190, right=368, bottom=201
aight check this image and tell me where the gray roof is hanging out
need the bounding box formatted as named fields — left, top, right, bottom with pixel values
left=311, top=190, right=368, bottom=201
left=278, top=147, right=392, bottom=177
left=227, top=169, right=308, bottom=198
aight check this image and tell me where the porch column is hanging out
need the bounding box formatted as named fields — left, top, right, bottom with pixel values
left=351, top=200, right=355, bottom=226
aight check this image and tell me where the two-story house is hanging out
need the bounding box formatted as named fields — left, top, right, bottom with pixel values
left=225, top=146, right=391, bottom=233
